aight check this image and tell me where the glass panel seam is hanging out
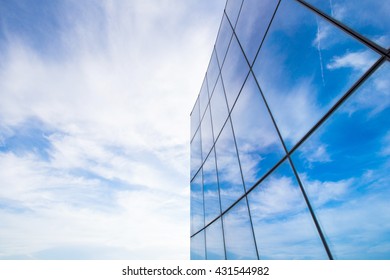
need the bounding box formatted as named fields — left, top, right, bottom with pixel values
left=213, top=147, right=228, bottom=259
left=226, top=117, right=260, bottom=259
left=250, top=0, right=282, bottom=68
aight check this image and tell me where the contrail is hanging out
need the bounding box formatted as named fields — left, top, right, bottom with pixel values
left=316, top=17, right=326, bottom=87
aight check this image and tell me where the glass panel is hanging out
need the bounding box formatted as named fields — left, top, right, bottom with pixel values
left=304, top=0, right=390, bottom=49
left=190, top=170, right=204, bottom=235
left=210, top=76, right=229, bottom=140
left=225, top=0, right=243, bottom=28
left=248, top=160, right=328, bottom=259
left=206, top=49, right=220, bottom=95
left=231, top=73, right=285, bottom=188
left=190, top=96, right=200, bottom=141
left=206, top=219, right=225, bottom=260
left=190, top=129, right=202, bottom=180
left=252, top=0, right=380, bottom=150
left=199, top=76, right=209, bottom=119
left=191, top=231, right=206, bottom=260
left=221, top=35, right=250, bottom=110
left=203, top=149, right=221, bottom=225
left=291, top=62, right=390, bottom=259
left=201, top=105, right=214, bottom=161
left=223, top=198, right=258, bottom=259
left=215, top=14, right=233, bottom=65
left=215, top=119, right=245, bottom=211
left=235, top=0, right=279, bottom=65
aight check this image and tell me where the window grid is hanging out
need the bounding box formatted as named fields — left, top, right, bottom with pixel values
left=190, top=0, right=390, bottom=259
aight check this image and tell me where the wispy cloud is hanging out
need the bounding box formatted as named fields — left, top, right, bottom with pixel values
left=327, top=50, right=377, bottom=72
left=0, top=0, right=225, bottom=259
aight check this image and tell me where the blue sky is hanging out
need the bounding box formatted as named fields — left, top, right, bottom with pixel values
left=0, top=0, right=225, bottom=259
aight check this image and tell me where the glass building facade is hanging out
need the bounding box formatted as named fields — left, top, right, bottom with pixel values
left=190, top=0, right=390, bottom=260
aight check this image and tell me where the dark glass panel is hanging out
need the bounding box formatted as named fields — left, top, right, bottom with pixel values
left=231, top=73, right=285, bottom=188
left=191, top=231, right=206, bottom=260
left=206, top=219, right=225, bottom=260
left=203, top=149, right=221, bottom=225
left=190, top=170, right=204, bottom=235
left=292, top=63, right=390, bottom=259
left=253, top=0, right=380, bottom=149
left=248, top=160, right=328, bottom=259
left=235, top=0, right=279, bottom=65
left=210, top=76, right=229, bottom=140
left=214, top=120, right=245, bottom=211
left=221, top=35, right=249, bottom=110
left=222, top=198, right=258, bottom=259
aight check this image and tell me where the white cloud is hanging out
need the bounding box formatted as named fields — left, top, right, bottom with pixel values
left=0, top=0, right=226, bottom=259
left=326, top=50, right=377, bottom=72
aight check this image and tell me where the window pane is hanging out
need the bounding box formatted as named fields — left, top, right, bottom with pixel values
left=248, top=160, right=328, bottom=259
left=304, top=0, right=390, bottom=49
left=210, top=76, right=229, bottom=140
left=215, top=14, right=233, bottom=65
left=199, top=76, right=209, bottom=120
left=201, top=105, right=214, bottom=161
left=206, top=219, right=225, bottom=260
left=225, top=0, right=243, bottom=28
left=191, top=170, right=204, bottom=235
left=215, top=119, right=245, bottom=211
left=203, top=149, right=221, bottom=225
left=207, top=49, right=220, bottom=96
left=221, top=35, right=249, bottom=110
left=190, top=96, right=200, bottom=141
left=231, top=73, right=285, bottom=188
left=235, top=0, right=279, bottom=65
left=190, top=128, right=202, bottom=180
left=191, top=231, right=206, bottom=260
left=252, top=0, right=380, bottom=150
left=291, top=62, right=390, bottom=259
left=223, top=198, right=257, bottom=259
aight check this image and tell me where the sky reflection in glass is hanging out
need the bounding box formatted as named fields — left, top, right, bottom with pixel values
left=253, top=0, right=380, bottom=149
left=221, top=34, right=249, bottom=110
left=190, top=170, right=204, bottom=235
left=304, top=0, right=390, bottom=49
left=223, top=198, right=257, bottom=259
left=224, top=0, right=243, bottom=28
left=191, top=0, right=389, bottom=260
left=248, top=160, right=328, bottom=259
left=190, top=96, right=200, bottom=141
left=200, top=105, right=214, bottom=161
left=190, top=129, right=202, bottom=180
left=205, top=218, right=225, bottom=260
left=235, top=0, right=279, bottom=65
left=292, top=62, right=390, bottom=259
left=231, top=73, right=285, bottom=188
left=215, top=14, right=233, bottom=65
left=190, top=230, right=206, bottom=260
left=206, top=50, right=220, bottom=95
left=203, top=149, right=221, bottom=225
left=215, top=119, right=245, bottom=211
left=210, top=76, right=229, bottom=140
